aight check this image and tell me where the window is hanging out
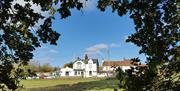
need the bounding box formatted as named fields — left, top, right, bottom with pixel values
left=89, top=63, right=92, bottom=68
left=81, top=72, right=84, bottom=76
left=77, top=62, right=82, bottom=69
left=75, top=71, right=77, bottom=75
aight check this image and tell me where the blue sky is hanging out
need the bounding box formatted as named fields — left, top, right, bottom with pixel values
left=33, top=1, right=146, bottom=67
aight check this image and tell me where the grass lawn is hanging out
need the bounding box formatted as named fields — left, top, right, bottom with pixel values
left=18, top=78, right=124, bottom=91
left=20, top=78, right=101, bottom=89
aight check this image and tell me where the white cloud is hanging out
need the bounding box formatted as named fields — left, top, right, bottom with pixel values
left=84, top=50, right=104, bottom=59
left=49, top=49, right=59, bottom=53
left=110, top=43, right=120, bottom=48
left=86, top=43, right=120, bottom=53
left=84, top=51, right=101, bottom=55
left=85, top=43, right=120, bottom=57
left=85, top=44, right=108, bottom=59
left=86, top=44, right=108, bottom=52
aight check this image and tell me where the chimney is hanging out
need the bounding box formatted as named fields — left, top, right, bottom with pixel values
left=84, top=54, right=88, bottom=60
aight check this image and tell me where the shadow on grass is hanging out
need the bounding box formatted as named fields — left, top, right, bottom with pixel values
left=22, top=78, right=120, bottom=91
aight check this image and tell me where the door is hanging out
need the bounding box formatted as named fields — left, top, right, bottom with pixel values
left=89, top=71, right=92, bottom=76
left=65, top=71, right=69, bottom=76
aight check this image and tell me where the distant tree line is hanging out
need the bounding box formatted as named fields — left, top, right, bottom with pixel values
left=24, top=61, right=58, bottom=73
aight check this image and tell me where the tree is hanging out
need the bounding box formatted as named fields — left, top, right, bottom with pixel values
left=0, top=0, right=83, bottom=90
left=63, top=62, right=73, bottom=68
left=97, top=0, right=179, bottom=90
left=40, top=63, right=54, bottom=72
left=24, top=61, right=41, bottom=72
left=25, top=62, right=56, bottom=73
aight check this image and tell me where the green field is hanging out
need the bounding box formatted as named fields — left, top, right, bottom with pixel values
left=18, top=78, right=124, bottom=91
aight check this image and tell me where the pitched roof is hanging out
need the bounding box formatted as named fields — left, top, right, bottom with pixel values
left=92, top=59, right=99, bottom=66
left=139, top=64, right=147, bottom=67
left=73, top=57, right=99, bottom=66
left=84, top=59, right=99, bottom=66
left=103, top=59, right=134, bottom=66
left=73, top=58, right=83, bottom=63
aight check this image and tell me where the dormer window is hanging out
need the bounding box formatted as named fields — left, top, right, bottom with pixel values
left=77, top=62, right=82, bottom=69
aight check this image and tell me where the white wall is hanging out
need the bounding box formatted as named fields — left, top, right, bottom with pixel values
left=61, top=59, right=99, bottom=77
left=120, top=66, right=131, bottom=71
left=85, top=59, right=97, bottom=77
left=102, top=66, right=114, bottom=71
left=60, top=67, right=74, bottom=77
left=103, top=66, right=131, bottom=72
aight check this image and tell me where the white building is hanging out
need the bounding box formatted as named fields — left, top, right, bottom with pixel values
left=60, top=57, right=146, bottom=78
left=60, top=55, right=99, bottom=77
left=102, top=59, right=134, bottom=72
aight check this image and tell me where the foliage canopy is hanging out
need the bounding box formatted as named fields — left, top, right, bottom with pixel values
left=99, top=0, right=180, bottom=90
left=0, top=0, right=179, bottom=90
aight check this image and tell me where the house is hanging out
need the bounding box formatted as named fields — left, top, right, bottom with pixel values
left=102, top=59, right=135, bottom=72
left=60, top=55, right=99, bottom=77
left=60, top=57, right=145, bottom=78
